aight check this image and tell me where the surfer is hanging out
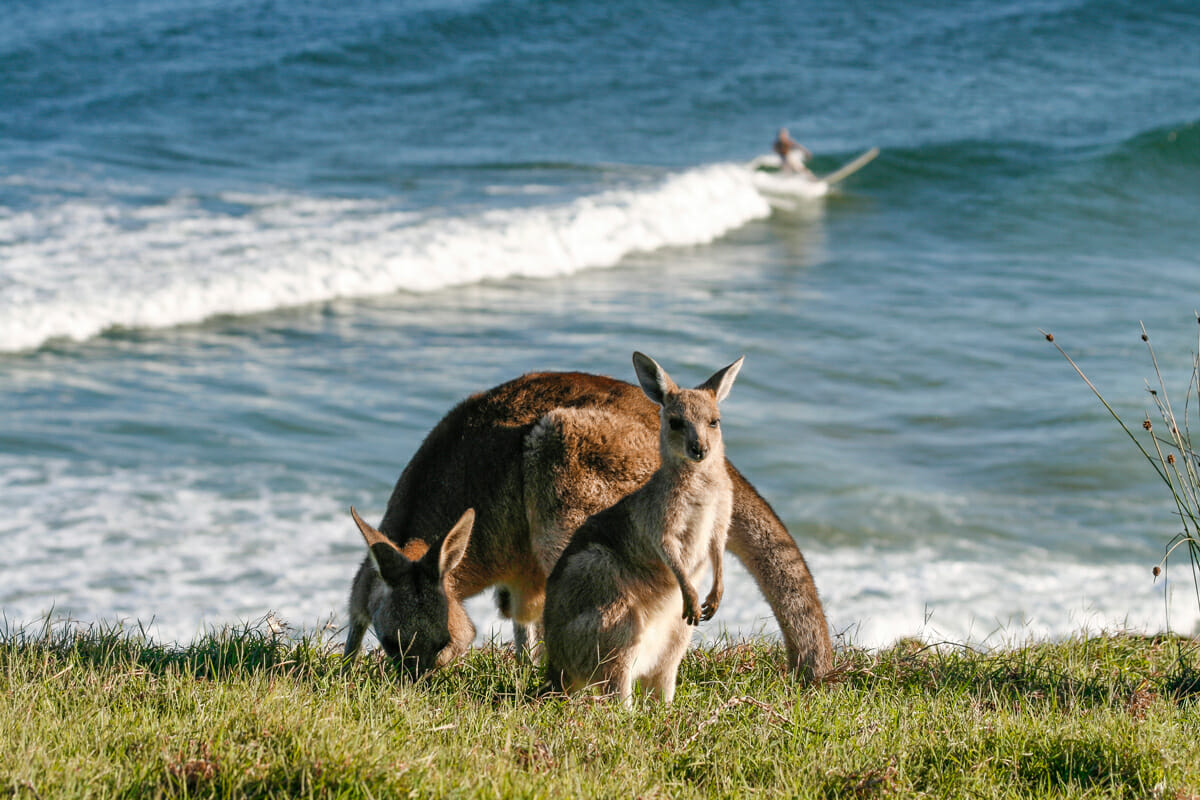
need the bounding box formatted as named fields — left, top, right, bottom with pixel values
left=773, top=127, right=813, bottom=176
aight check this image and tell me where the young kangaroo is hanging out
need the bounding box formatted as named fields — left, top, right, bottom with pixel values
left=542, top=352, right=743, bottom=705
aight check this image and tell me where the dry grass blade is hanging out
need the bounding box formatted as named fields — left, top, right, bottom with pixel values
left=679, top=694, right=797, bottom=749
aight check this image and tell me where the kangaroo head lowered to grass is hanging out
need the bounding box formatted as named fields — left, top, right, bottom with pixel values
left=342, top=367, right=833, bottom=682
left=345, top=506, right=475, bottom=677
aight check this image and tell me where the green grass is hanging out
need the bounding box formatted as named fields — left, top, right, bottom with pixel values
left=3, top=621, right=1199, bottom=799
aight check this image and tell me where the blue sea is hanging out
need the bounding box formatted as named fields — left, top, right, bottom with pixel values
left=4, top=0, right=1200, bottom=649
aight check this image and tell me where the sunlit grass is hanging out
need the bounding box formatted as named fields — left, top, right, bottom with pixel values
left=3, top=618, right=1199, bottom=798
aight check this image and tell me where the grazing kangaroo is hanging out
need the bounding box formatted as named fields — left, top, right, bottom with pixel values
left=345, top=505, right=475, bottom=677
left=343, top=368, right=833, bottom=683
left=542, top=353, right=741, bottom=705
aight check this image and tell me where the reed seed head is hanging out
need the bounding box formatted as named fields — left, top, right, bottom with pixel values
left=1044, top=332, right=1054, bottom=342
left=1168, top=453, right=1176, bottom=464
left=1143, top=419, right=1153, bottom=431
left=1153, top=566, right=1162, bottom=577
left=1142, top=333, right=1149, bottom=342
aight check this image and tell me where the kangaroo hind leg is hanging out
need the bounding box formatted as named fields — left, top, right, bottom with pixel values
left=496, top=584, right=545, bottom=662
left=641, top=623, right=691, bottom=704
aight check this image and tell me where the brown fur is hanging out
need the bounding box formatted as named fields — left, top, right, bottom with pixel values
left=344, top=369, right=833, bottom=682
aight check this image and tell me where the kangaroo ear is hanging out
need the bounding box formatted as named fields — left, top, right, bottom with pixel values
left=698, top=355, right=745, bottom=403
left=437, top=508, right=475, bottom=578
left=632, top=351, right=677, bottom=406
left=351, top=506, right=411, bottom=584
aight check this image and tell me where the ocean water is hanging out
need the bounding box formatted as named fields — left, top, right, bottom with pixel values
left=4, top=0, right=1200, bottom=650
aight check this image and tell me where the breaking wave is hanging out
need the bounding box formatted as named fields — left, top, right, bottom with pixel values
left=0, top=163, right=771, bottom=352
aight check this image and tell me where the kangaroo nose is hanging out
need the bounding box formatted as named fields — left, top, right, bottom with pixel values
left=689, top=442, right=707, bottom=461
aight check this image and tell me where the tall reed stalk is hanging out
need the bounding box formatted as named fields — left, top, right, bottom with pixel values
left=1044, top=320, right=1200, bottom=629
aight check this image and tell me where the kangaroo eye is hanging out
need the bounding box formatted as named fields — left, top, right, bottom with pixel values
left=668, top=417, right=685, bottom=431
left=709, top=419, right=720, bottom=429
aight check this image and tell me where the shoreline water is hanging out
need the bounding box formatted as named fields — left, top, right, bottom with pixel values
left=5, top=1, right=1200, bottom=657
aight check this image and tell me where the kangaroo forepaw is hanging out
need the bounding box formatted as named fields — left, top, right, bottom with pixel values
left=700, top=598, right=719, bottom=622
left=682, top=590, right=701, bottom=626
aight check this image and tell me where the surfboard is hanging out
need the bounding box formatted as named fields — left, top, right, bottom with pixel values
left=749, top=147, right=878, bottom=210
left=816, top=147, right=879, bottom=185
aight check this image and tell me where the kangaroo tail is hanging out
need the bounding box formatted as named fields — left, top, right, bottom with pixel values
left=725, top=463, right=834, bottom=683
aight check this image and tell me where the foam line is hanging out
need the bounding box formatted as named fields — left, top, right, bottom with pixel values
left=3, top=457, right=1193, bottom=646
left=0, top=164, right=771, bottom=352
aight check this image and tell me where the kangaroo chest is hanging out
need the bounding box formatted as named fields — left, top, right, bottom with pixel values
left=660, top=485, right=727, bottom=570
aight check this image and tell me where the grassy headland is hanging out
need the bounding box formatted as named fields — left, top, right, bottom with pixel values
left=3, top=621, right=1199, bottom=799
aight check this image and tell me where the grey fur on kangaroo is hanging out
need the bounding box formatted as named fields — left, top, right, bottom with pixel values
left=542, top=352, right=741, bottom=705
left=343, top=367, right=832, bottom=682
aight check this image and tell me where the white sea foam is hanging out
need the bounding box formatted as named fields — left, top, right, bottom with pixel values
left=0, top=164, right=772, bottom=352
left=8, top=454, right=1190, bottom=648
left=0, top=457, right=358, bottom=644
left=750, top=170, right=830, bottom=206
left=713, top=545, right=1200, bottom=649
left=472, top=546, right=1200, bottom=651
